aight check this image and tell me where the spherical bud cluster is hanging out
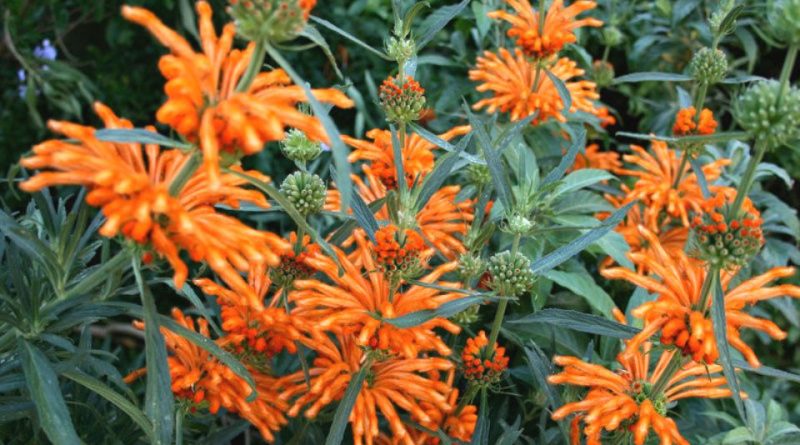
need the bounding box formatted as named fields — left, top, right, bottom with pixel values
left=279, top=171, right=326, bottom=217
left=462, top=330, right=509, bottom=385
left=592, top=60, right=615, bottom=88
left=270, top=247, right=317, bottom=290
left=372, top=225, right=426, bottom=282
left=386, top=35, right=416, bottom=63
left=505, top=214, right=534, bottom=235
left=281, top=129, right=322, bottom=163
left=601, top=26, right=624, bottom=47
left=734, top=80, right=800, bottom=149
left=768, top=0, right=800, bottom=45
left=660, top=311, right=719, bottom=364
left=456, top=252, right=486, bottom=282
left=464, top=163, right=492, bottom=188
left=227, top=0, right=316, bottom=42
left=379, top=75, right=426, bottom=124
left=486, top=251, right=535, bottom=297
left=451, top=304, right=481, bottom=326
left=629, top=380, right=668, bottom=416
left=690, top=192, right=764, bottom=269
left=689, top=47, right=728, bottom=85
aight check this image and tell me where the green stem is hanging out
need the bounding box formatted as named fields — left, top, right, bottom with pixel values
left=697, top=265, right=720, bottom=313
left=168, top=151, right=202, bottom=196
left=651, top=353, right=685, bottom=398
left=236, top=39, right=266, bottom=93
left=601, top=45, right=611, bottom=63
left=730, top=138, right=767, bottom=217
left=693, top=83, right=709, bottom=116
left=455, top=381, right=480, bottom=415
left=777, top=45, right=798, bottom=108
left=671, top=151, right=690, bottom=189
left=486, top=234, right=521, bottom=355
left=176, top=408, right=184, bottom=445
left=295, top=225, right=306, bottom=256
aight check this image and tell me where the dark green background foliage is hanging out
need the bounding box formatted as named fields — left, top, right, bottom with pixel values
left=1, top=0, right=800, bottom=444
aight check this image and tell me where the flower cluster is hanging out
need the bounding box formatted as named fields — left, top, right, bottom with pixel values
left=461, top=331, right=509, bottom=385
left=690, top=191, right=764, bottom=269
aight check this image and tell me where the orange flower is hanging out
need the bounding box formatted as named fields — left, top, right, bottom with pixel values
left=373, top=225, right=427, bottom=273
left=342, top=125, right=470, bottom=189
left=673, top=107, right=717, bottom=136
left=569, top=143, right=622, bottom=172
left=615, top=140, right=730, bottom=227
left=136, top=308, right=288, bottom=442
left=596, top=105, right=617, bottom=128
left=288, top=234, right=463, bottom=358
left=19, top=103, right=289, bottom=307
left=690, top=190, right=764, bottom=269
left=488, top=0, right=602, bottom=58
left=280, top=334, right=456, bottom=445
left=326, top=169, right=474, bottom=261
left=550, top=341, right=735, bottom=445
left=461, top=330, right=509, bottom=383
left=469, top=49, right=600, bottom=124
left=603, top=226, right=800, bottom=367
left=122, top=1, right=353, bottom=185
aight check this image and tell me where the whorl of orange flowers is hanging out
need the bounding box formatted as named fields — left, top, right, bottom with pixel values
left=325, top=169, right=474, bottom=261
left=603, top=226, right=800, bottom=367
left=373, top=225, right=427, bottom=272
left=673, top=106, right=717, bottom=136
left=135, top=309, right=289, bottom=442
left=342, top=125, right=470, bottom=189
left=280, top=335, right=459, bottom=445
left=615, top=140, right=731, bottom=227
left=488, top=0, right=602, bottom=58
left=690, top=190, right=764, bottom=269
left=288, top=234, right=463, bottom=358
left=19, top=103, right=290, bottom=306
left=461, top=330, right=509, bottom=384
left=550, top=340, right=736, bottom=445
left=570, top=143, right=622, bottom=172
left=469, top=49, right=601, bottom=124
left=122, top=1, right=353, bottom=185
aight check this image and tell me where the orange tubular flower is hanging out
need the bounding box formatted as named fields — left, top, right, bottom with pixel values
left=673, top=107, right=717, bottom=136
left=469, top=49, right=601, bottom=124
left=19, top=103, right=289, bottom=307
left=603, top=226, right=800, bottom=367
left=570, top=143, right=622, bottom=172
left=342, top=125, right=471, bottom=189
left=488, top=0, right=602, bottom=58
left=288, top=235, right=463, bottom=358
left=550, top=341, right=735, bottom=445
left=280, top=335, right=456, bottom=445
left=615, top=140, right=731, bottom=227
left=325, top=169, right=474, bottom=261
left=462, top=330, right=509, bottom=384
left=143, top=309, right=288, bottom=442
left=122, top=1, right=353, bottom=185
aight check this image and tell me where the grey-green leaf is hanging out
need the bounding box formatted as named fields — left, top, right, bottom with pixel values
left=325, top=366, right=368, bottom=445
left=95, top=128, right=193, bottom=150
left=711, top=269, right=747, bottom=423
left=509, top=308, right=640, bottom=338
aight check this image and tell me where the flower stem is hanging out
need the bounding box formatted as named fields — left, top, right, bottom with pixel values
left=168, top=151, right=202, bottom=196
left=671, top=151, right=690, bottom=189
left=697, top=265, right=720, bottom=314
left=486, top=234, right=521, bottom=355
left=651, top=352, right=684, bottom=398
left=777, top=44, right=798, bottom=108
left=730, top=137, right=767, bottom=217
left=236, top=39, right=266, bottom=93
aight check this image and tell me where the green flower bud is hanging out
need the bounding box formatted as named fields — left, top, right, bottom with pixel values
left=379, top=75, right=426, bottom=124
left=601, top=26, right=624, bottom=47
left=227, top=0, right=313, bottom=43
left=280, top=171, right=326, bottom=217
left=456, top=252, right=486, bottom=281
left=386, top=36, right=416, bottom=64
left=486, top=251, right=535, bottom=297
left=464, top=164, right=492, bottom=188
left=505, top=214, right=533, bottom=235
left=769, top=0, right=800, bottom=45
left=450, top=304, right=480, bottom=326
left=734, top=80, right=800, bottom=149
left=689, top=47, right=728, bottom=85
left=281, top=129, right=322, bottom=163
left=592, top=60, right=615, bottom=89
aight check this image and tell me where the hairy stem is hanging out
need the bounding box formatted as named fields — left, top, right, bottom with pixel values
left=730, top=138, right=767, bottom=217
left=236, top=39, right=266, bottom=93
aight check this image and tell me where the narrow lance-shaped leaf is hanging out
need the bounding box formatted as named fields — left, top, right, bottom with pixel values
left=325, top=366, right=369, bottom=445
left=408, top=122, right=485, bottom=164
left=612, top=72, right=693, bottom=84
left=494, top=113, right=537, bottom=154
left=508, top=308, right=640, bottom=338
left=415, top=0, right=469, bottom=49
left=530, top=202, right=634, bottom=275
left=390, top=125, right=408, bottom=193
left=542, top=127, right=586, bottom=185
left=416, top=133, right=472, bottom=210
left=523, top=342, right=570, bottom=442
left=471, top=387, right=490, bottom=445
left=310, top=16, right=391, bottom=60
left=465, top=106, right=512, bottom=209
left=329, top=197, right=387, bottom=245
left=690, top=157, right=711, bottom=199
left=298, top=25, right=344, bottom=80
left=546, top=70, right=572, bottom=112
left=264, top=43, right=353, bottom=211
left=350, top=188, right=379, bottom=242
left=133, top=258, right=175, bottom=445
left=711, top=269, right=747, bottom=423
left=19, top=339, right=81, bottom=445
left=382, top=295, right=488, bottom=328
left=95, top=128, right=194, bottom=150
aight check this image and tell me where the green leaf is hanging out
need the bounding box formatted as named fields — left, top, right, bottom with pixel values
left=523, top=342, right=570, bottom=442
left=408, top=122, right=485, bottom=164
left=225, top=168, right=341, bottom=269
left=325, top=366, right=368, bottom=445
left=264, top=43, right=353, bottom=211
left=551, top=169, right=614, bottom=199
left=415, top=0, right=469, bottom=49
left=298, top=25, right=344, bottom=80
left=62, top=370, right=154, bottom=442
left=612, top=72, right=693, bottom=84
left=329, top=197, right=387, bottom=245
left=178, top=0, right=200, bottom=42
left=508, top=308, right=640, bottom=338
left=351, top=189, right=380, bottom=242
left=61, top=250, right=130, bottom=300
left=402, top=2, right=430, bottom=37
left=133, top=259, right=174, bottom=445
left=542, top=127, right=586, bottom=185
left=471, top=388, right=489, bottom=445
left=417, top=133, right=472, bottom=210
left=94, top=129, right=193, bottom=150
left=710, top=269, right=747, bottom=423
left=546, top=70, right=572, bottom=112
left=616, top=131, right=748, bottom=145
left=543, top=269, right=616, bottom=318
left=690, top=158, right=711, bottom=199
left=733, top=360, right=800, bottom=385
left=466, top=108, right=512, bottom=209
left=720, top=75, right=766, bottom=84
left=309, top=16, right=391, bottom=60
left=390, top=126, right=408, bottom=193
left=19, top=339, right=81, bottom=445
left=494, top=113, right=537, bottom=154
left=530, top=202, right=634, bottom=275
left=382, top=295, right=487, bottom=328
